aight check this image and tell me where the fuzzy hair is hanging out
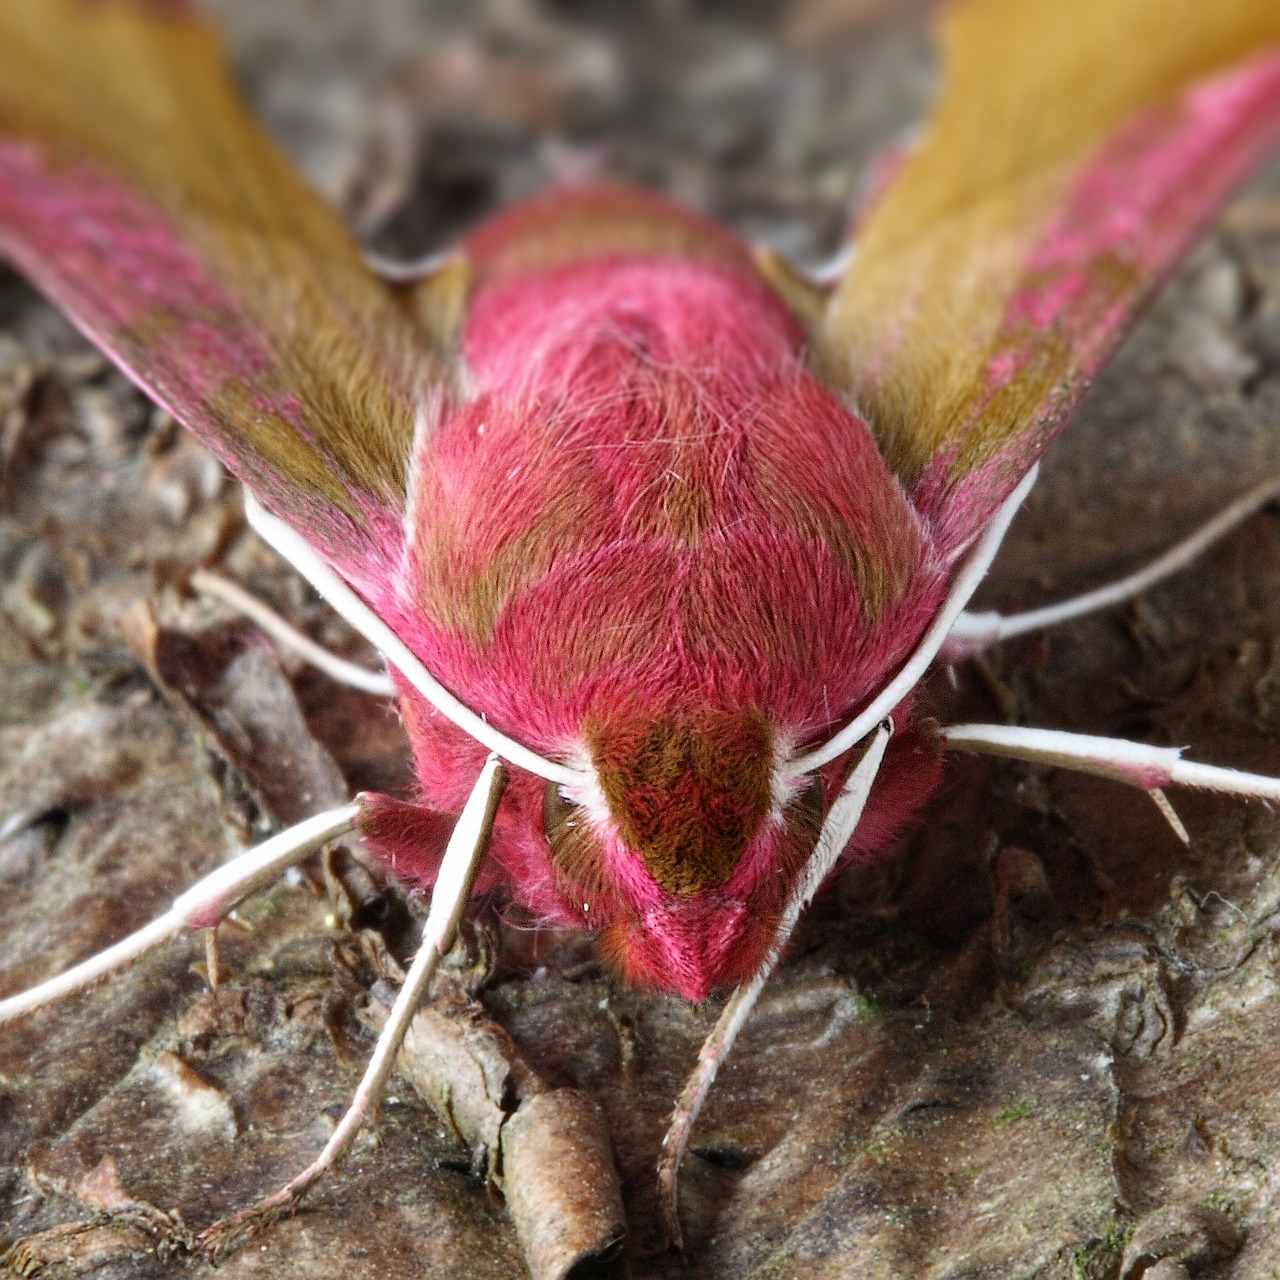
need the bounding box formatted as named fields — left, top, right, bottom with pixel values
left=358, top=191, right=950, bottom=1000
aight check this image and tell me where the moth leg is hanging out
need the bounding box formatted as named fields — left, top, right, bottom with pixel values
left=942, top=723, right=1280, bottom=805
left=0, top=802, right=362, bottom=1026
left=1149, top=789, right=1192, bottom=846
left=191, top=568, right=396, bottom=697
left=948, top=476, right=1280, bottom=659
left=203, top=926, right=224, bottom=991
left=199, top=755, right=506, bottom=1260
left=658, top=725, right=892, bottom=1253
left=658, top=967, right=769, bottom=1255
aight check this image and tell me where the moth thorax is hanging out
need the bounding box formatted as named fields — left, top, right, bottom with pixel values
left=587, top=707, right=775, bottom=897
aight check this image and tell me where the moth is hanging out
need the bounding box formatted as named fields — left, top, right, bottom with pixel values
left=2, top=0, right=1280, bottom=1259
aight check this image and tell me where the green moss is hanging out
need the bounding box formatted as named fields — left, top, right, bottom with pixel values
left=861, top=1130, right=904, bottom=1166
left=1200, top=1187, right=1235, bottom=1211
left=1069, top=1218, right=1133, bottom=1280
left=994, top=1095, right=1037, bottom=1125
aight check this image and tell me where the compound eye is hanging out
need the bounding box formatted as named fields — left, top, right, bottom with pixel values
left=542, top=779, right=582, bottom=845
left=786, top=773, right=825, bottom=855
left=542, top=779, right=600, bottom=888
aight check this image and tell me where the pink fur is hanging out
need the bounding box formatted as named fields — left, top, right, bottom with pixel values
left=354, top=199, right=951, bottom=999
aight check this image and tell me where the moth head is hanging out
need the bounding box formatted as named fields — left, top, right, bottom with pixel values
left=584, top=705, right=776, bottom=896
left=541, top=705, right=827, bottom=1001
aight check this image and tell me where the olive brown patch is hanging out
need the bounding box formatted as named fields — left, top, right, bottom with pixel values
left=588, top=706, right=775, bottom=897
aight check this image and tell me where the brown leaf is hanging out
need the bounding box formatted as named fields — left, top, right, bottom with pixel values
left=501, top=1090, right=625, bottom=1280
left=392, top=975, right=626, bottom=1280
left=120, top=602, right=348, bottom=824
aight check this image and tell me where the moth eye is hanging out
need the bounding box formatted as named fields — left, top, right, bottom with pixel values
left=542, top=779, right=583, bottom=845
left=786, top=774, right=825, bottom=853
left=542, top=779, right=601, bottom=888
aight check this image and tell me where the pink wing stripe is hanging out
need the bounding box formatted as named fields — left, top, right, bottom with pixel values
left=917, top=52, right=1280, bottom=553
left=0, top=143, right=404, bottom=584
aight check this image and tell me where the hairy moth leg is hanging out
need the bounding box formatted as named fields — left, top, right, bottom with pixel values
left=200, top=754, right=506, bottom=1258
left=658, top=724, right=892, bottom=1253
left=947, top=475, right=1280, bottom=660
left=942, top=723, right=1280, bottom=840
left=191, top=568, right=397, bottom=696
left=942, top=723, right=1280, bottom=800
left=0, top=802, right=361, bottom=1025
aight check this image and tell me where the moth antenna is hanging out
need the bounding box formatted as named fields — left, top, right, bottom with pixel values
left=947, top=476, right=1280, bottom=659
left=658, top=723, right=892, bottom=1253
left=0, top=802, right=361, bottom=1026
left=204, top=926, right=224, bottom=991
left=362, top=247, right=453, bottom=283
left=191, top=569, right=397, bottom=696
left=244, top=495, right=582, bottom=787
left=942, top=723, right=1280, bottom=803
left=1149, top=789, right=1192, bottom=847
left=794, top=464, right=1038, bottom=774
left=198, top=756, right=506, bottom=1259
left=806, top=240, right=854, bottom=284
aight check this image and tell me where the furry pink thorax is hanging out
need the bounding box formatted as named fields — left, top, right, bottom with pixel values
left=358, top=189, right=950, bottom=1001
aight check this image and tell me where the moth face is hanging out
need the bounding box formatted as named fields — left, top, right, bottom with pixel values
left=585, top=707, right=776, bottom=897
left=541, top=709, right=826, bottom=1001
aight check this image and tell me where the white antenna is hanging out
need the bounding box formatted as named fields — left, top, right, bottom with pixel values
left=792, top=465, right=1038, bottom=774
left=245, top=496, right=582, bottom=787
left=250, top=464, right=1036, bottom=787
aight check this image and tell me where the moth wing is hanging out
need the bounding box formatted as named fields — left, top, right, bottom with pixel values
left=822, top=0, right=1280, bottom=553
left=0, top=0, right=449, bottom=580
